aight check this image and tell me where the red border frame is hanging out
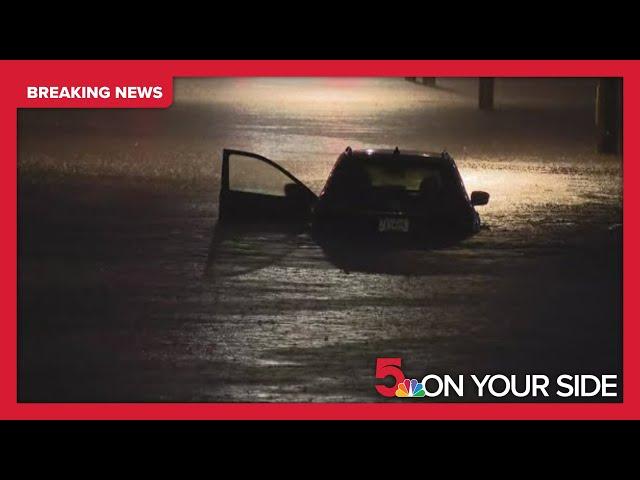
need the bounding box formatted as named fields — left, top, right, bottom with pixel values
left=3, top=60, right=636, bottom=419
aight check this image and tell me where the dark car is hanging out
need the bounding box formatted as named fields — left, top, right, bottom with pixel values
left=217, top=147, right=489, bottom=241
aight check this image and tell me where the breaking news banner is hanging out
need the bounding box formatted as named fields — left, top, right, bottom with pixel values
left=26, top=85, right=164, bottom=100
left=2, top=59, right=634, bottom=421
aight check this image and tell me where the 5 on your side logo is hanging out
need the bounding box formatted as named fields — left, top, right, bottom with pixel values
left=374, top=357, right=620, bottom=399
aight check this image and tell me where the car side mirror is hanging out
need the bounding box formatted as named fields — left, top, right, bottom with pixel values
left=470, top=191, right=490, bottom=206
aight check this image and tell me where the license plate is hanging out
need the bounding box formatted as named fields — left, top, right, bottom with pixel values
left=378, top=217, right=410, bottom=232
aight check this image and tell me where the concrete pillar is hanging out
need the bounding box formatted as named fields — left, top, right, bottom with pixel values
left=421, top=77, right=436, bottom=86
left=596, top=78, right=622, bottom=154
left=479, top=77, right=495, bottom=111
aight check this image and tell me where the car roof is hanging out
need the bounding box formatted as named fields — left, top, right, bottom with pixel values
left=344, top=148, right=454, bottom=165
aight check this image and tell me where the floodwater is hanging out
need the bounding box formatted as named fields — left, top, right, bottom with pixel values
left=18, top=78, right=622, bottom=402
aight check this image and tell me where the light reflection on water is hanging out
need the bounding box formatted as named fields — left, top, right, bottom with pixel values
left=21, top=77, right=621, bottom=229
left=176, top=78, right=620, bottom=234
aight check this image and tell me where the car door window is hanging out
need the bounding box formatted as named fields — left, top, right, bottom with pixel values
left=229, top=152, right=293, bottom=197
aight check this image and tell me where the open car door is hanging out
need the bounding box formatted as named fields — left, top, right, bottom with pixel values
left=218, top=149, right=317, bottom=224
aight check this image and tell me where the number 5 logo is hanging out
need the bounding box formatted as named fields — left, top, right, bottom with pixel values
left=375, top=358, right=405, bottom=397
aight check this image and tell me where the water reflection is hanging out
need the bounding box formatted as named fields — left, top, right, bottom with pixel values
left=204, top=223, right=306, bottom=279
left=205, top=222, right=480, bottom=277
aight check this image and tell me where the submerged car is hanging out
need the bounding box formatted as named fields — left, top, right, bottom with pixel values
left=218, top=147, right=489, bottom=240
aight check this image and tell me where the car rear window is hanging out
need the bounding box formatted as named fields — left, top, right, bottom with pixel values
left=365, top=164, right=445, bottom=191
left=327, top=156, right=457, bottom=194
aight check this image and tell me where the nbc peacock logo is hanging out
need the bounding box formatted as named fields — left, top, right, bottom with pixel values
left=395, top=378, right=426, bottom=398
